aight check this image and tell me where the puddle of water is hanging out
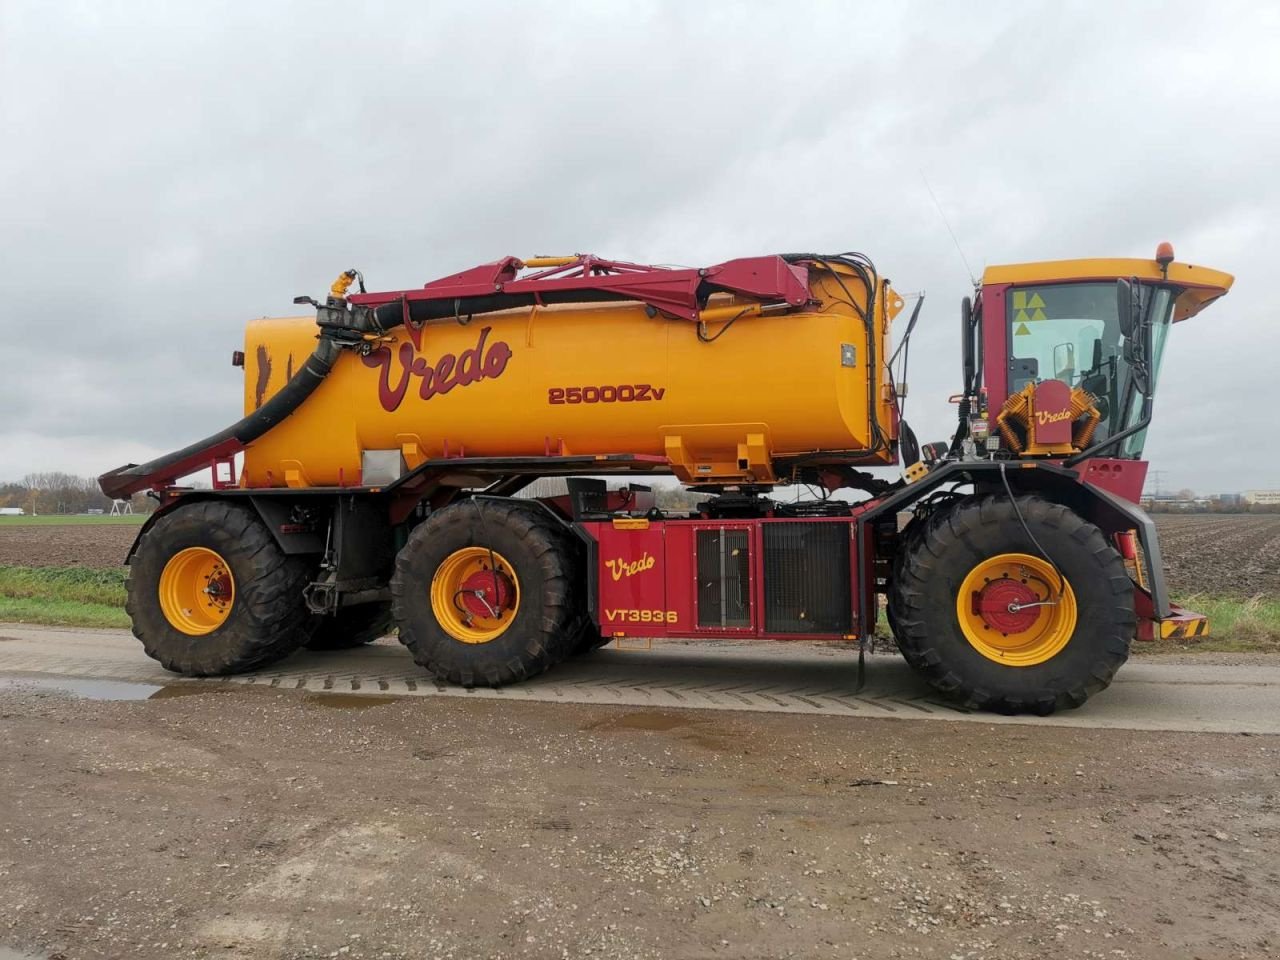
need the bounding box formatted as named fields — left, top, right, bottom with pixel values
left=148, top=683, right=227, bottom=700
left=0, top=675, right=161, bottom=701
left=581, top=710, right=731, bottom=751
left=583, top=710, right=698, bottom=733
left=0, top=674, right=402, bottom=709
left=302, top=692, right=400, bottom=710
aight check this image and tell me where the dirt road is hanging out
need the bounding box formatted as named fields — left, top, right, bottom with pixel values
left=3, top=628, right=1280, bottom=959
left=2, top=677, right=1279, bottom=960
left=2, top=625, right=1279, bottom=735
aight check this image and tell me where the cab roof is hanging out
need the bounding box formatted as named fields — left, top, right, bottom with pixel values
left=982, top=257, right=1234, bottom=321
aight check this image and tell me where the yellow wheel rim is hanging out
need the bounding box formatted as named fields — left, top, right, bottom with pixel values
left=430, top=547, right=521, bottom=644
left=158, top=547, right=235, bottom=636
left=956, top=552, right=1076, bottom=666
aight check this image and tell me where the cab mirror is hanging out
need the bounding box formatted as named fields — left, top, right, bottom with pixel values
left=1116, top=278, right=1134, bottom=339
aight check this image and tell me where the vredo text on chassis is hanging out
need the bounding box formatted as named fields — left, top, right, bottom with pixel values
left=101, top=245, right=1232, bottom=713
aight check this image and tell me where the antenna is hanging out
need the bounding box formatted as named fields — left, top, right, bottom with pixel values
left=921, top=171, right=977, bottom=287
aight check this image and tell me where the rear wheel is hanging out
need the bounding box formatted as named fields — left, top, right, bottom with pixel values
left=888, top=495, right=1134, bottom=714
left=391, top=500, right=579, bottom=686
left=306, top=603, right=393, bottom=650
left=128, top=500, right=312, bottom=676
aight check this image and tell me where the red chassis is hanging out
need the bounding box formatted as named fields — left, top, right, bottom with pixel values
left=557, top=453, right=1184, bottom=648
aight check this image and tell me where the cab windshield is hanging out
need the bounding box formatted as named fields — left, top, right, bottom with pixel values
left=1006, top=281, right=1175, bottom=457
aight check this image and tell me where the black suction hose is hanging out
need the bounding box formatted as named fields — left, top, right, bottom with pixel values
left=98, top=337, right=342, bottom=500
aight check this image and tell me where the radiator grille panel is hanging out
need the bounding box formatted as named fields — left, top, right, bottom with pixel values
left=763, top=523, right=852, bottom=634
left=696, top=529, right=751, bottom=628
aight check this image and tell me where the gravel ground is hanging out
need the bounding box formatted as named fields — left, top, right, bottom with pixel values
left=1, top=684, right=1278, bottom=960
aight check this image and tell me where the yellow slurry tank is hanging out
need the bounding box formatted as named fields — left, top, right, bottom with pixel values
left=240, top=260, right=902, bottom=488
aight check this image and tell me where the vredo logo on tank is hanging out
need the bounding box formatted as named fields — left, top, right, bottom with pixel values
left=361, top=325, right=512, bottom=412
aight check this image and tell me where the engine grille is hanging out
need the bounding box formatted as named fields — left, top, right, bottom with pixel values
left=696, top=529, right=751, bottom=628
left=763, top=522, right=852, bottom=634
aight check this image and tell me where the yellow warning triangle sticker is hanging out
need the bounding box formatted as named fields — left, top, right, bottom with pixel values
left=1028, top=293, right=1046, bottom=309
left=1015, top=322, right=1030, bottom=335
left=1030, top=308, right=1047, bottom=322
left=1015, top=309, right=1031, bottom=324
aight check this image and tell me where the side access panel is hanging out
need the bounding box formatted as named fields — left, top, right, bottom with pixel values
left=590, top=520, right=676, bottom=637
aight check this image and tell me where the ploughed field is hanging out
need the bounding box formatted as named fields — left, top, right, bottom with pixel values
left=1, top=513, right=1277, bottom=599
left=1152, top=514, right=1280, bottom=599
left=0, top=516, right=143, bottom=568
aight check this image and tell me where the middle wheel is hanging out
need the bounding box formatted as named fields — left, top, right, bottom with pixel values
left=391, top=500, right=580, bottom=687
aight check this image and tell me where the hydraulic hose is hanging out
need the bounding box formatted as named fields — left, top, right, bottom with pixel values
left=98, top=336, right=343, bottom=500
left=369, top=286, right=726, bottom=331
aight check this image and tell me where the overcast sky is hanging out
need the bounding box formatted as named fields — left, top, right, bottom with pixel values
left=1, top=1, right=1276, bottom=494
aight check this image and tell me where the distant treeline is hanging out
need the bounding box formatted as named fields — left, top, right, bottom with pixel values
left=0, top=473, right=154, bottom=515
left=1145, top=500, right=1280, bottom=514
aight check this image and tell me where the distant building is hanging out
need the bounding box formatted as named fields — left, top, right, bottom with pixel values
left=1243, top=490, right=1280, bottom=505
left=0, top=507, right=26, bottom=517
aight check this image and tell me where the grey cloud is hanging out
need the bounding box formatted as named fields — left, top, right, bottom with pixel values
left=0, top=0, right=1274, bottom=494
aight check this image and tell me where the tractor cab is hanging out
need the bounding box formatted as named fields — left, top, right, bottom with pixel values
left=956, top=244, right=1233, bottom=471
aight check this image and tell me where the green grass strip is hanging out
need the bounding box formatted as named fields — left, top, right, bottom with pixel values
left=0, top=565, right=130, bottom=628
left=0, top=514, right=147, bottom=526
left=1135, top=594, right=1280, bottom=654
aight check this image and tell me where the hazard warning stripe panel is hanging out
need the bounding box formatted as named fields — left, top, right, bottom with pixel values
left=1158, top=616, right=1210, bottom=640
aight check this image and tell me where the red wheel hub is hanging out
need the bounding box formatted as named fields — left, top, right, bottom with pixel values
left=205, top=573, right=232, bottom=602
left=458, top=569, right=515, bottom=618
left=971, top=578, right=1042, bottom=634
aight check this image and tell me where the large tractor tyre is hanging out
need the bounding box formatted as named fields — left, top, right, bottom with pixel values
left=536, top=523, right=601, bottom=656
left=886, top=514, right=928, bottom=667
left=391, top=500, right=579, bottom=687
left=888, top=495, right=1135, bottom=714
left=305, top=603, right=394, bottom=651
left=127, top=500, right=313, bottom=676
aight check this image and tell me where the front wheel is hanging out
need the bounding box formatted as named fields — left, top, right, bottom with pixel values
left=888, top=495, right=1134, bottom=714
